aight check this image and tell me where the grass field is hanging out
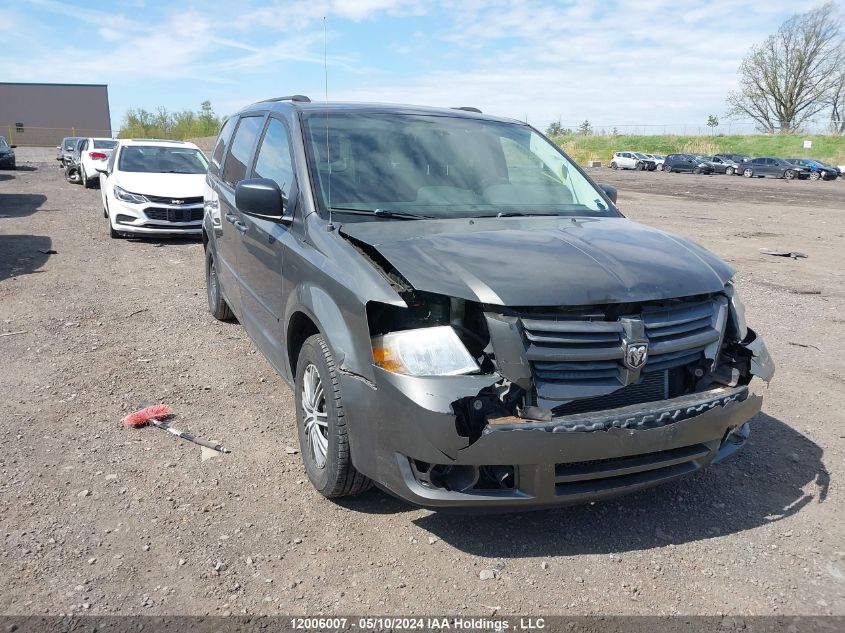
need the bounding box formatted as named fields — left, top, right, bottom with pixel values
left=551, top=133, right=845, bottom=166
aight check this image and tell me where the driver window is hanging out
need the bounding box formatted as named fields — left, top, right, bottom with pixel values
left=253, top=118, right=295, bottom=206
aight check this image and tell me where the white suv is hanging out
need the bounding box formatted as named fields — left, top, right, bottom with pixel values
left=98, top=139, right=208, bottom=239
left=77, top=137, right=118, bottom=188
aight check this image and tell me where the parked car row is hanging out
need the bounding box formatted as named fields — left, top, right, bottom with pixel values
left=58, top=136, right=119, bottom=188
left=60, top=136, right=209, bottom=239
left=613, top=150, right=842, bottom=181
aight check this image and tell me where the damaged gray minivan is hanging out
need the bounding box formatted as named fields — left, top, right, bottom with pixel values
left=202, top=96, right=774, bottom=510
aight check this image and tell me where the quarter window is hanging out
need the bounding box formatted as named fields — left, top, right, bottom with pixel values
left=221, top=116, right=264, bottom=187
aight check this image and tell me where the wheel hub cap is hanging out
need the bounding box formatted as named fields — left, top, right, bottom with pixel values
left=301, top=364, right=329, bottom=468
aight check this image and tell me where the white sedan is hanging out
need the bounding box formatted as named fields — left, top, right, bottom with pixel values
left=98, top=139, right=208, bottom=239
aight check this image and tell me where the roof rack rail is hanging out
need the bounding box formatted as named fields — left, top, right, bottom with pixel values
left=452, top=106, right=482, bottom=113
left=266, top=95, right=311, bottom=103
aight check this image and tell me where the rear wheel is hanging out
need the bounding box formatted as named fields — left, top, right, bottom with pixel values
left=656, top=163, right=664, bottom=171
left=784, top=169, right=796, bottom=180
left=693, top=166, right=701, bottom=174
left=610, top=161, right=618, bottom=170
left=664, top=164, right=672, bottom=173
left=295, top=334, right=372, bottom=498
left=809, top=171, right=820, bottom=181
left=205, top=248, right=234, bottom=321
left=81, top=166, right=92, bottom=188
left=726, top=167, right=735, bottom=176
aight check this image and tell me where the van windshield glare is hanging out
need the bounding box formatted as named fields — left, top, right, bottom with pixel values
left=301, top=113, right=618, bottom=219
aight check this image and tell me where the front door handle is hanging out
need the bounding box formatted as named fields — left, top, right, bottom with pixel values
left=224, top=212, right=238, bottom=224
left=234, top=220, right=248, bottom=235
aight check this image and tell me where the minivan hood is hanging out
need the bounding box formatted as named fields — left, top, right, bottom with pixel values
left=116, top=172, right=206, bottom=198
left=340, top=216, right=734, bottom=306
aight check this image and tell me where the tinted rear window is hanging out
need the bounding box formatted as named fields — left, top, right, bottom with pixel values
left=93, top=139, right=117, bottom=149
left=210, top=117, right=237, bottom=177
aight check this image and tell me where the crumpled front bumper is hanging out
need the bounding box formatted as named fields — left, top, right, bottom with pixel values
left=341, top=368, right=764, bottom=510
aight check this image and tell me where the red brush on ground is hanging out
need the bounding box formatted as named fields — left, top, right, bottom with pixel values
left=123, top=404, right=172, bottom=427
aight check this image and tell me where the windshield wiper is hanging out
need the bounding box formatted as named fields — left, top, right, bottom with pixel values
left=489, top=211, right=568, bottom=218
left=330, top=207, right=432, bottom=220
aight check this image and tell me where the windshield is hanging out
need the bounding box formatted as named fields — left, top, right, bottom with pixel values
left=0, top=138, right=8, bottom=148
left=634, top=153, right=650, bottom=159
left=118, top=145, right=208, bottom=174
left=301, top=112, right=617, bottom=219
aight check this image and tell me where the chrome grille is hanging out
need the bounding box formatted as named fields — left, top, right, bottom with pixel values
left=642, top=300, right=722, bottom=372
left=504, top=296, right=728, bottom=407
left=144, top=194, right=204, bottom=205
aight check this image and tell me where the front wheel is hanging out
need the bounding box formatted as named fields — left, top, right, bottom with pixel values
left=656, top=163, right=664, bottom=171
left=726, top=167, right=735, bottom=176
left=634, top=162, right=644, bottom=171
left=295, top=334, right=372, bottom=498
left=809, top=171, right=820, bottom=181
left=205, top=248, right=234, bottom=321
left=743, top=168, right=753, bottom=178
left=784, top=169, right=796, bottom=180
left=664, top=164, right=672, bottom=173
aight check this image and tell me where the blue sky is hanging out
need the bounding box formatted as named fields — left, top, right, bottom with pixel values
left=0, top=0, right=816, bottom=133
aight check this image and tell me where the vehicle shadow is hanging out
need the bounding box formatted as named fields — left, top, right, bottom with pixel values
left=0, top=234, right=53, bottom=281
left=345, top=412, right=828, bottom=554
left=0, top=174, right=13, bottom=183
left=124, top=236, right=202, bottom=246
left=0, top=193, right=47, bottom=218
left=10, top=165, right=38, bottom=172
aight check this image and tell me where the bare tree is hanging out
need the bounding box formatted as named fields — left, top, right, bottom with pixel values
left=727, top=2, right=843, bottom=133
left=830, top=71, right=845, bottom=133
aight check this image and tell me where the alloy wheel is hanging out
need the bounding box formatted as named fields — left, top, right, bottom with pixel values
left=301, top=364, right=329, bottom=469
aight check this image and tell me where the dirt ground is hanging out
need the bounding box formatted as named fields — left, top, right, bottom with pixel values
left=1, top=154, right=843, bottom=617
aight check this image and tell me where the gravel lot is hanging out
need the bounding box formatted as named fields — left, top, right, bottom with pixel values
left=1, top=153, right=843, bottom=617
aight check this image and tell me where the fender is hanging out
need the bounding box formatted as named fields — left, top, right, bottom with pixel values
left=283, top=283, right=379, bottom=384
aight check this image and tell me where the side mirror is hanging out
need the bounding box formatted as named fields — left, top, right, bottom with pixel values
left=598, top=183, right=617, bottom=203
left=235, top=178, right=286, bottom=220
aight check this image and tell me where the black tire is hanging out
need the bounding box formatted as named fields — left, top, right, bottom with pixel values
left=693, top=166, right=701, bottom=174
left=108, top=218, right=122, bottom=239
left=205, top=248, right=234, bottom=321
left=65, top=165, right=81, bottom=184
left=664, top=164, right=672, bottom=173
left=809, top=171, right=820, bottom=181
left=743, top=168, right=753, bottom=178
left=656, top=163, right=664, bottom=171
left=726, top=167, right=734, bottom=176
left=295, top=334, right=372, bottom=498
left=610, top=162, right=618, bottom=170
left=784, top=169, right=796, bottom=180
left=634, top=161, right=644, bottom=171
left=81, top=165, right=92, bottom=188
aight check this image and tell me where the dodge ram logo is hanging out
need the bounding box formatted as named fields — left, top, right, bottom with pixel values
left=624, top=342, right=648, bottom=370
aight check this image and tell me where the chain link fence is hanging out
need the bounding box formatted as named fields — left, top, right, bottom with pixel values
left=1, top=125, right=113, bottom=147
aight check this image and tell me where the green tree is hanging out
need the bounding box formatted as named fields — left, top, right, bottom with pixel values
left=546, top=121, right=563, bottom=136
left=707, top=115, right=719, bottom=134
left=577, top=120, right=593, bottom=135
left=118, top=101, right=222, bottom=139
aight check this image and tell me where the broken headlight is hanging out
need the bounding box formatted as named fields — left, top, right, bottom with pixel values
left=371, top=326, right=479, bottom=376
